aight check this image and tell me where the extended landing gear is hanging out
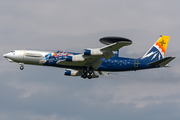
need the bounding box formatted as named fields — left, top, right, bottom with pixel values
left=82, top=74, right=87, bottom=79
left=19, top=63, right=24, bottom=70
left=81, top=69, right=93, bottom=79
left=20, top=65, right=24, bottom=70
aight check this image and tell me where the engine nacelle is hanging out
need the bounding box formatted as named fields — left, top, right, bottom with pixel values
left=64, top=69, right=99, bottom=78
left=64, top=69, right=81, bottom=76
left=66, top=55, right=85, bottom=62
left=84, top=49, right=103, bottom=56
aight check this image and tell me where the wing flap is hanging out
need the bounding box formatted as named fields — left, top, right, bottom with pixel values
left=148, top=57, right=175, bottom=66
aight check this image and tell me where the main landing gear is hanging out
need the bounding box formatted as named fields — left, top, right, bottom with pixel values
left=81, top=69, right=93, bottom=79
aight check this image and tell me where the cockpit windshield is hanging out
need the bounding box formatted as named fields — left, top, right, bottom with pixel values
left=10, top=51, right=15, bottom=53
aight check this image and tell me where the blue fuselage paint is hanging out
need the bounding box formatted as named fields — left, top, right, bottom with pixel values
left=98, top=57, right=156, bottom=71
left=43, top=51, right=157, bottom=71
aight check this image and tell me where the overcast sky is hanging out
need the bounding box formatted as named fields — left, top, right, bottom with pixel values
left=1, top=0, right=180, bottom=120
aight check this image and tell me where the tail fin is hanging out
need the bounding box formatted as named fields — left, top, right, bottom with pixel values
left=140, top=36, right=170, bottom=61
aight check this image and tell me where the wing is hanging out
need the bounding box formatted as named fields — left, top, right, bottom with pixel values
left=57, top=38, right=132, bottom=70
left=56, top=54, right=110, bottom=70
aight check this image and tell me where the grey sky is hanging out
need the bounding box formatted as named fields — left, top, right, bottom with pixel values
left=1, top=0, right=180, bottom=120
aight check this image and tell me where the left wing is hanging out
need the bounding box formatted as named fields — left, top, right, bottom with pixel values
left=57, top=38, right=132, bottom=70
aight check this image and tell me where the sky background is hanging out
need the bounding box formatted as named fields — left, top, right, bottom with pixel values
left=1, top=0, right=180, bottom=120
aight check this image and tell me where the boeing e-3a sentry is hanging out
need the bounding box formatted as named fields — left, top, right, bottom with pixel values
left=3, top=35, right=175, bottom=79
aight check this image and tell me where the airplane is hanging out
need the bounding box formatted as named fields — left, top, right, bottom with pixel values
left=3, top=35, right=175, bottom=79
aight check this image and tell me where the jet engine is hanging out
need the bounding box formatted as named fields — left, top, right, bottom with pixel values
left=66, top=55, right=85, bottom=62
left=64, top=69, right=81, bottom=76
left=64, top=69, right=99, bottom=78
left=84, top=49, right=104, bottom=56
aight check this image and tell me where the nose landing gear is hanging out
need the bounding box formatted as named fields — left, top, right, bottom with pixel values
left=19, top=63, right=24, bottom=70
left=20, top=65, right=24, bottom=70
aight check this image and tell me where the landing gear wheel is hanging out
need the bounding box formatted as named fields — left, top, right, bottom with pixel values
left=83, top=69, right=87, bottom=74
left=82, top=68, right=94, bottom=79
left=89, top=69, right=93, bottom=74
left=82, top=74, right=87, bottom=79
left=20, top=66, right=24, bottom=70
left=88, top=75, right=92, bottom=79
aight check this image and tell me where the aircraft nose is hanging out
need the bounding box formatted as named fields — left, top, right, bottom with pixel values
left=3, top=53, right=7, bottom=58
left=3, top=53, right=10, bottom=58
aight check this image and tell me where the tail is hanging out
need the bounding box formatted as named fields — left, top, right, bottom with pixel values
left=140, top=35, right=170, bottom=61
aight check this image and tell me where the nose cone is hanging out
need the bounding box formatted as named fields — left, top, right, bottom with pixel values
left=3, top=53, right=7, bottom=58
left=3, top=53, right=14, bottom=62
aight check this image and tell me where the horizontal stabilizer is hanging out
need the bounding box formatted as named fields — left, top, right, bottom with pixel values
left=148, top=57, right=175, bottom=66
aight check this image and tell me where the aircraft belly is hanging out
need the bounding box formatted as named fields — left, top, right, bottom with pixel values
left=98, top=65, right=138, bottom=71
left=57, top=61, right=87, bottom=66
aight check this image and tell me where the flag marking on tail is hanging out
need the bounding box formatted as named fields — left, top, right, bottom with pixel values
left=141, top=36, right=170, bottom=61
left=155, top=36, right=170, bottom=56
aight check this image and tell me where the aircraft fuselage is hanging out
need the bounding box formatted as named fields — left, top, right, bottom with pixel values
left=3, top=50, right=156, bottom=71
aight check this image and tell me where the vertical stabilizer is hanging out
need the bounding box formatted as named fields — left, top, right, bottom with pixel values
left=140, top=36, right=170, bottom=61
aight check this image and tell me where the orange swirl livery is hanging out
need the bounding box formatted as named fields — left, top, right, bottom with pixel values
left=155, top=36, right=170, bottom=57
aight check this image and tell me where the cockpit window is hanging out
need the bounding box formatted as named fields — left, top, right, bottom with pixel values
left=10, top=51, right=15, bottom=55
